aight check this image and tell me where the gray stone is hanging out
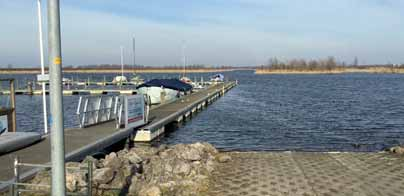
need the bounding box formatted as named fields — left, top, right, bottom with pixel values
left=93, top=168, right=114, bottom=185
left=126, top=151, right=143, bottom=164
left=181, top=147, right=202, bottom=161
left=103, top=152, right=122, bottom=169
left=128, top=176, right=142, bottom=195
left=174, top=161, right=191, bottom=176
left=217, top=154, right=232, bottom=163
left=66, top=171, right=87, bottom=192
left=389, top=146, right=404, bottom=154
left=139, top=186, right=162, bottom=196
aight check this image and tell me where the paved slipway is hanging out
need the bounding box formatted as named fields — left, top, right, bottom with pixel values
left=207, top=152, right=404, bottom=196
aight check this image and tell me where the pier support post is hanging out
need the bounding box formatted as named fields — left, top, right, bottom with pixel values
left=47, top=0, right=66, bottom=195
left=10, top=79, right=16, bottom=132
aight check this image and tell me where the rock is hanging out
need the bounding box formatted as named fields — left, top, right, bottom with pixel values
left=190, top=142, right=218, bottom=154
left=128, top=176, right=142, bottom=195
left=217, top=154, right=232, bottom=163
left=180, top=147, right=202, bottom=161
left=26, top=142, right=220, bottom=196
left=93, top=168, right=114, bottom=185
left=66, top=171, right=87, bottom=192
left=130, top=146, right=159, bottom=160
left=174, top=161, right=191, bottom=176
left=159, top=181, right=176, bottom=192
left=125, top=151, right=143, bottom=164
left=81, top=156, right=101, bottom=169
left=389, top=146, right=404, bottom=154
left=206, top=160, right=215, bottom=173
left=103, top=152, right=122, bottom=169
left=139, top=186, right=162, bottom=196
left=157, top=144, right=168, bottom=153
left=164, top=163, right=173, bottom=173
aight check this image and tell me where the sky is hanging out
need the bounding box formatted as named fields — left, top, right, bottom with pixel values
left=0, top=0, right=403, bottom=67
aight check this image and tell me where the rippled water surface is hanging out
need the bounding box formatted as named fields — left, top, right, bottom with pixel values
left=2, top=71, right=404, bottom=151
left=162, top=71, right=404, bottom=152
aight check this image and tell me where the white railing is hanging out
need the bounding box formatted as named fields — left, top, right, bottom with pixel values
left=76, top=95, right=120, bottom=128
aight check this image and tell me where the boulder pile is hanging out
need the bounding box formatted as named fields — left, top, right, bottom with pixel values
left=388, top=146, right=404, bottom=155
left=23, top=142, right=230, bottom=196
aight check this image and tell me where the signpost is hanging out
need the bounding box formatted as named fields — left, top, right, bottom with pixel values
left=124, top=95, right=147, bottom=129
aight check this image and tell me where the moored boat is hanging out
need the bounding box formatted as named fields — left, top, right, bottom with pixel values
left=211, top=74, right=224, bottom=82
left=137, top=79, right=192, bottom=104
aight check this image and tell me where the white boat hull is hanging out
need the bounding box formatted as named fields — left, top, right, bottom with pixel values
left=138, top=87, right=178, bottom=104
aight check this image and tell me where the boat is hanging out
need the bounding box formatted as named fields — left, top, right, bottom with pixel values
left=137, top=79, right=193, bottom=104
left=180, top=76, right=192, bottom=84
left=131, top=73, right=144, bottom=86
left=112, top=75, right=128, bottom=84
left=211, top=74, right=224, bottom=82
left=112, top=46, right=127, bottom=85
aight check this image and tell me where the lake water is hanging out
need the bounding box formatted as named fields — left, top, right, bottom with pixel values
left=2, top=71, right=404, bottom=152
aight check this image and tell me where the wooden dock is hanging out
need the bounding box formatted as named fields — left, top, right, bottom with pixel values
left=0, top=82, right=236, bottom=188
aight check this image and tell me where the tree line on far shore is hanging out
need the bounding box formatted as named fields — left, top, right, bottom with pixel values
left=260, top=56, right=351, bottom=71
left=259, top=56, right=404, bottom=71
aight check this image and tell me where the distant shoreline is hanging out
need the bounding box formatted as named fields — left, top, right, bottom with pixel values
left=255, top=67, right=404, bottom=74
left=0, top=68, right=234, bottom=74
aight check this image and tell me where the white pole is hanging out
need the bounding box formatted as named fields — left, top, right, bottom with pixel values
left=37, top=0, right=48, bottom=134
left=120, top=46, right=124, bottom=78
left=182, top=41, right=186, bottom=78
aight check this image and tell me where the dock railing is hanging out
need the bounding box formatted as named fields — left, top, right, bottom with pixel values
left=0, top=157, right=92, bottom=196
left=76, top=95, right=120, bottom=128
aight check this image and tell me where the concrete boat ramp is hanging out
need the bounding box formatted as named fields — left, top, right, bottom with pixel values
left=208, top=151, right=404, bottom=196
left=0, top=82, right=236, bottom=185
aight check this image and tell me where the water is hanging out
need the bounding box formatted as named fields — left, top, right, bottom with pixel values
left=2, top=71, right=404, bottom=152
left=161, top=71, right=404, bottom=152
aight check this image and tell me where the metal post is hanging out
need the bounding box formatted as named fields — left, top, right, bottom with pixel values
left=37, top=0, right=48, bottom=134
left=87, top=161, right=92, bottom=196
left=13, top=157, right=19, bottom=196
left=9, top=80, right=16, bottom=132
left=47, top=0, right=66, bottom=195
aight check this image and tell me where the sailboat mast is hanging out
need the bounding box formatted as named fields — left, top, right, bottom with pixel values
left=120, top=46, right=124, bottom=78
left=182, top=41, right=186, bottom=78
left=132, top=35, right=136, bottom=72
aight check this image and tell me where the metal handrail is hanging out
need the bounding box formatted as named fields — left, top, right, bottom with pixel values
left=1, top=157, right=93, bottom=196
left=76, top=95, right=120, bottom=128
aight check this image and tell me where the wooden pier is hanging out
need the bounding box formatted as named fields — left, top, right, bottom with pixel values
left=0, top=82, right=236, bottom=188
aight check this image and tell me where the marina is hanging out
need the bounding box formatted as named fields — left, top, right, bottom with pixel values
left=2, top=0, right=404, bottom=195
left=0, top=81, right=236, bottom=189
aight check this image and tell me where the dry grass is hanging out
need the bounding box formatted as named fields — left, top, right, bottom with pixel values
left=255, top=67, right=404, bottom=74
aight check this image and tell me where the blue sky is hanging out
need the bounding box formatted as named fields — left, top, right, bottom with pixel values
left=0, top=0, right=403, bottom=67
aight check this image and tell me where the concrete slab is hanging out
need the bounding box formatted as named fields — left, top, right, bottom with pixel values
left=208, top=152, right=404, bottom=196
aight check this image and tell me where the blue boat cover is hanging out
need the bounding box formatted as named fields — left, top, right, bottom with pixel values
left=211, top=74, right=224, bottom=81
left=137, top=79, right=193, bottom=92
